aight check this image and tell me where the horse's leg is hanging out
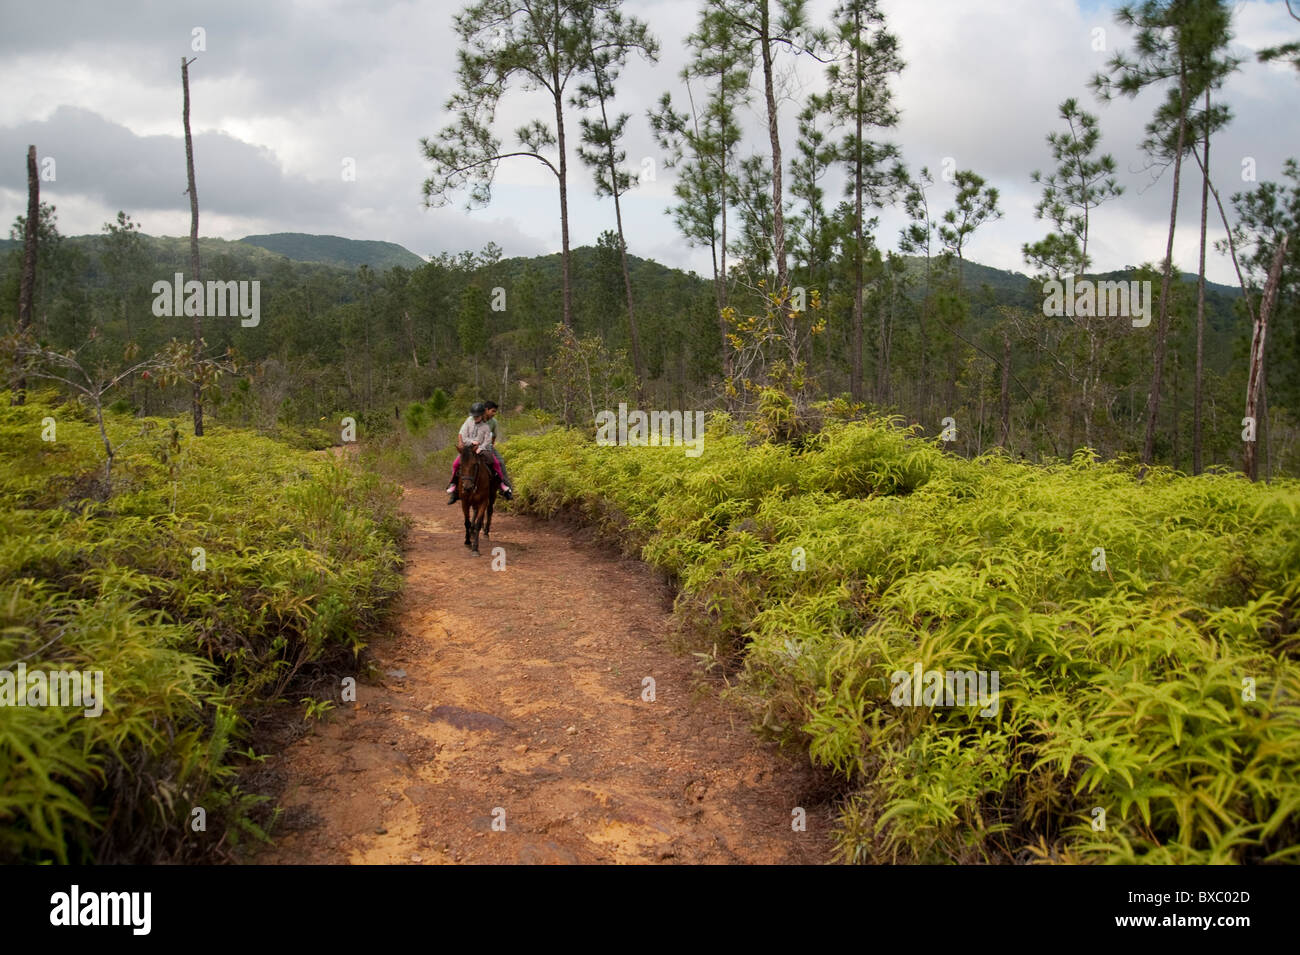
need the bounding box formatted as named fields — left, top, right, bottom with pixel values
left=470, top=502, right=482, bottom=556
left=485, top=486, right=495, bottom=538
left=462, top=498, right=472, bottom=547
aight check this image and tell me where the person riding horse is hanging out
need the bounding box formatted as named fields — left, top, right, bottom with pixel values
left=447, top=401, right=512, bottom=504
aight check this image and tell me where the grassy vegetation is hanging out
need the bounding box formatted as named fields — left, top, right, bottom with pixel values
left=507, top=413, right=1300, bottom=864
left=0, top=390, right=404, bottom=863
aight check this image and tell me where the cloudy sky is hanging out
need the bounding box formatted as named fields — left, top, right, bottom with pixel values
left=1, top=0, right=1296, bottom=285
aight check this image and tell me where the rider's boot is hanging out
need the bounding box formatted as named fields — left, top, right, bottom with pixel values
left=446, top=482, right=458, bottom=505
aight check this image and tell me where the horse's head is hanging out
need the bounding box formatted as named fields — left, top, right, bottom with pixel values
left=459, top=446, right=491, bottom=495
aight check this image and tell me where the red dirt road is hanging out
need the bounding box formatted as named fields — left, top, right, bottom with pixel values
left=256, top=483, right=833, bottom=864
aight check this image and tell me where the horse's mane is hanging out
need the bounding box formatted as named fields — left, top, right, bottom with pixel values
left=459, top=444, right=492, bottom=491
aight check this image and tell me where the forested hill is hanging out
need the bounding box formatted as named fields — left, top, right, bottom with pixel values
left=514, top=247, right=1241, bottom=305
left=0, top=232, right=426, bottom=273
left=2, top=224, right=1256, bottom=475
left=239, top=233, right=426, bottom=270
left=0, top=228, right=1241, bottom=305
left=895, top=256, right=1241, bottom=303
left=1, top=228, right=1249, bottom=402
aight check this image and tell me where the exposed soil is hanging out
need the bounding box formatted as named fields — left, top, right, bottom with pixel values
left=254, top=481, right=834, bottom=865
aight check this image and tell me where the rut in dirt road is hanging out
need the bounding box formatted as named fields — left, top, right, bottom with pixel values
left=257, top=483, right=834, bottom=864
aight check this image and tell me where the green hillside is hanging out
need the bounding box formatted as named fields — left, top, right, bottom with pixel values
left=0, top=233, right=300, bottom=271
left=1, top=232, right=425, bottom=272
left=239, top=233, right=425, bottom=270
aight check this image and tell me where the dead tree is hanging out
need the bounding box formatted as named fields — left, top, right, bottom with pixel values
left=999, top=329, right=1011, bottom=449
left=1244, top=234, right=1288, bottom=481
left=182, top=56, right=204, bottom=435
left=11, top=145, right=38, bottom=406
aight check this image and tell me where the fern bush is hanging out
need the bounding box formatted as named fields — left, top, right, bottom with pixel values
left=508, top=417, right=1300, bottom=864
left=0, top=390, right=404, bottom=862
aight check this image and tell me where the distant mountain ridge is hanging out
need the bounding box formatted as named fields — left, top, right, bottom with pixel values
left=0, top=229, right=1243, bottom=302
left=238, top=233, right=425, bottom=270
left=0, top=231, right=426, bottom=273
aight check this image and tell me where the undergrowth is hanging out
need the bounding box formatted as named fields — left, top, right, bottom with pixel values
left=508, top=413, right=1300, bottom=864
left=0, top=390, right=405, bottom=863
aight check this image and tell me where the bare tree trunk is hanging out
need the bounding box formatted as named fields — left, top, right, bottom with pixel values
left=596, top=90, right=644, bottom=394
left=365, top=309, right=373, bottom=407
left=12, top=145, right=38, bottom=407
left=1067, top=398, right=1076, bottom=461
left=1142, top=65, right=1188, bottom=465
left=1079, top=155, right=1097, bottom=452
left=1244, top=235, right=1288, bottom=481
left=402, top=311, right=420, bottom=368
left=1195, top=147, right=1257, bottom=326
left=613, top=222, right=644, bottom=396
left=719, top=131, right=729, bottom=308
left=946, top=259, right=961, bottom=415
left=182, top=57, right=204, bottom=436
left=1084, top=320, right=1098, bottom=449
left=759, top=1, right=791, bottom=360
left=1172, top=350, right=1181, bottom=471
left=1193, top=87, right=1210, bottom=475
left=709, top=63, right=734, bottom=408
left=878, top=268, right=894, bottom=401
left=999, top=329, right=1011, bottom=448
left=850, top=4, right=864, bottom=402
left=552, top=83, right=573, bottom=329
left=1262, top=363, right=1272, bottom=479
left=918, top=255, right=930, bottom=407
left=709, top=233, right=728, bottom=384
left=550, top=71, right=577, bottom=425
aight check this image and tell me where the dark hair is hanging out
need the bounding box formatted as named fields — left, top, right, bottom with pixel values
left=483, top=400, right=499, bottom=410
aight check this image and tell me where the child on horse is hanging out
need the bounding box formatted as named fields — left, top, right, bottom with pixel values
left=447, top=401, right=513, bottom=504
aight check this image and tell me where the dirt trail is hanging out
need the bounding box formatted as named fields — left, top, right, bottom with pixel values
left=256, top=482, right=832, bottom=864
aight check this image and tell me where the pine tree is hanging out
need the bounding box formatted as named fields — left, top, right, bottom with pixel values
left=700, top=0, right=827, bottom=341
left=820, top=0, right=903, bottom=401
left=572, top=5, right=658, bottom=391
left=1093, top=0, right=1224, bottom=465
left=649, top=9, right=751, bottom=397
left=1022, top=98, right=1124, bottom=449
left=421, top=0, right=651, bottom=329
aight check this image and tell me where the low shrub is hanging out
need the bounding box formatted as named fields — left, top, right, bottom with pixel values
left=0, top=390, right=405, bottom=863
left=508, top=416, right=1300, bottom=864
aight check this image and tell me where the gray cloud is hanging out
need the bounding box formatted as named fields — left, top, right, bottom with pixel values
left=0, top=105, right=346, bottom=219
left=0, top=0, right=1295, bottom=285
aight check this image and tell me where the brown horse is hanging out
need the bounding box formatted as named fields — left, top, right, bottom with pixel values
left=459, top=446, right=498, bottom=556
